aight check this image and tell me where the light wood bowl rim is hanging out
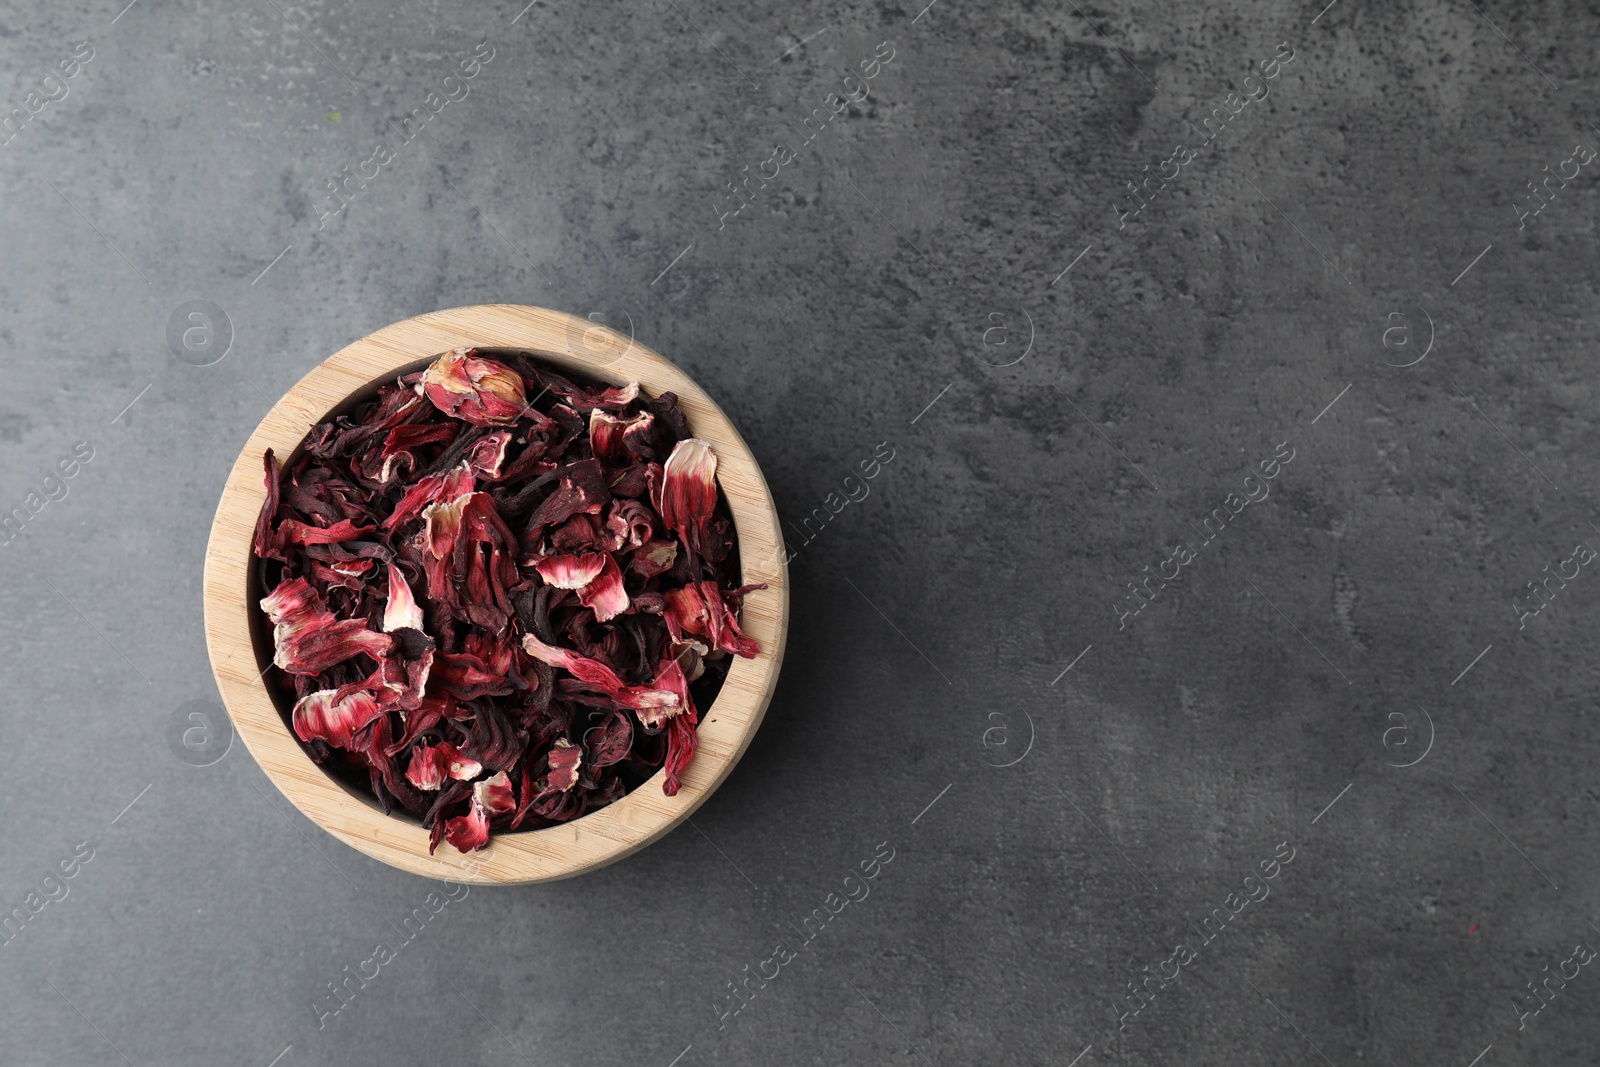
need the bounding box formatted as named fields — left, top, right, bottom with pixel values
left=202, top=304, right=788, bottom=884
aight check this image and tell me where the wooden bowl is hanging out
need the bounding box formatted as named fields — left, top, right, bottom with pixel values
left=203, top=304, right=788, bottom=884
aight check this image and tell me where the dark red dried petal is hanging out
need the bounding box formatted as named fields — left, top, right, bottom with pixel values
left=433, top=647, right=517, bottom=700
left=662, top=581, right=761, bottom=658
left=584, top=710, right=633, bottom=767
left=530, top=788, right=585, bottom=822
left=589, top=409, right=654, bottom=466
left=388, top=693, right=453, bottom=754
left=526, top=458, right=609, bottom=533
left=662, top=714, right=697, bottom=797
left=253, top=450, right=285, bottom=561
left=546, top=739, right=582, bottom=793
left=628, top=540, right=679, bottom=579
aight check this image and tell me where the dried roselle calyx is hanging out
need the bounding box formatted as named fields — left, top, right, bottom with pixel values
left=253, top=349, right=760, bottom=853
left=419, top=349, right=527, bottom=425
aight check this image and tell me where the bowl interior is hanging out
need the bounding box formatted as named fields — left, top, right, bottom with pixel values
left=247, top=347, right=748, bottom=834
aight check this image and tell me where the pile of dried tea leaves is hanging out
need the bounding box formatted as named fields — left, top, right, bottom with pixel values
left=253, top=348, right=761, bottom=852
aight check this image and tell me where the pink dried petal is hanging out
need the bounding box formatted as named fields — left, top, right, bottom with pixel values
left=520, top=632, right=628, bottom=690
left=466, top=431, right=513, bottom=479
left=547, top=739, right=582, bottom=792
left=377, top=451, right=415, bottom=486
left=653, top=438, right=718, bottom=556
left=440, top=463, right=476, bottom=498
left=588, top=410, right=629, bottom=465
left=410, top=740, right=484, bottom=789
left=605, top=498, right=656, bottom=551
left=276, top=518, right=375, bottom=545
left=577, top=553, right=629, bottom=622
left=669, top=638, right=708, bottom=683
left=420, top=348, right=527, bottom=426
left=382, top=561, right=425, bottom=632
left=620, top=410, right=658, bottom=459
left=260, top=575, right=322, bottom=622
left=279, top=617, right=393, bottom=675
left=520, top=633, right=681, bottom=715
left=383, top=463, right=476, bottom=532
left=309, top=558, right=374, bottom=591
left=596, top=381, right=641, bottom=408
left=475, top=770, right=516, bottom=814
left=540, top=371, right=641, bottom=413
left=292, top=688, right=386, bottom=750
left=261, top=577, right=394, bottom=675
left=444, top=743, right=483, bottom=781
left=423, top=493, right=469, bottom=561
left=443, top=797, right=491, bottom=852
left=606, top=686, right=683, bottom=717
left=405, top=744, right=449, bottom=790
left=534, top=552, right=607, bottom=590
left=639, top=651, right=695, bottom=729
left=589, top=409, right=654, bottom=465
left=536, top=552, right=629, bottom=621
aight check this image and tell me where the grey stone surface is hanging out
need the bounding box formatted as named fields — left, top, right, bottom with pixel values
left=1, top=0, right=1597, bottom=1063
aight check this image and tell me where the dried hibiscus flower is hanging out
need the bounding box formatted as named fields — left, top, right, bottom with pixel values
left=253, top=348, right=761, bottom=852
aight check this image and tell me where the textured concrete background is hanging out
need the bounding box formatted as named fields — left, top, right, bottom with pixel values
left=1, top=0, right=1597, bottom=1064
